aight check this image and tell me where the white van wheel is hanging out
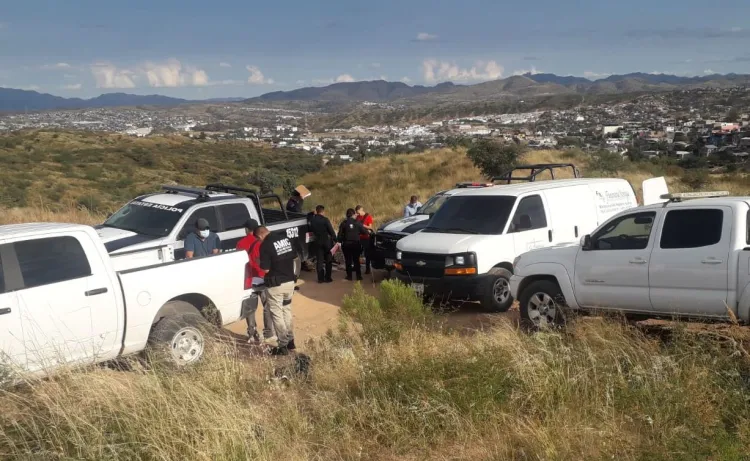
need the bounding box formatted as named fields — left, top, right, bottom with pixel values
left=481, top=267, right=514, bottom=312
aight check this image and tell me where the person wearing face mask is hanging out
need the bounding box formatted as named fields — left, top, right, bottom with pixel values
left=185, top=218, right=221, bottom=258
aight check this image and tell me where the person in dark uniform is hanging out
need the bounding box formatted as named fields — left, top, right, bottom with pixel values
left=338, top=208, right=370, bottom=281
left=286, top=190, right=304, bottom=213
left=308, top=205, right=337, bottom=283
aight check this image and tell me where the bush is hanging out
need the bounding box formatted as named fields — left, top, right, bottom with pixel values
left=589, top=149, right=626, bottom=176
left=681, top=169, right=711, bottom=190
left=466, top=139, right=525, bottom=179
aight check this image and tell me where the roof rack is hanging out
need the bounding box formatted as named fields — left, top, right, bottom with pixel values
left=660, top=191, right=729, bottom=202
left=455, top=182, right=495, bottom=188
left=205, top=183, right=259, bottom=196
left=162, top=185, right=216, bottom=200
left=491, top=163, right=581, bottom=184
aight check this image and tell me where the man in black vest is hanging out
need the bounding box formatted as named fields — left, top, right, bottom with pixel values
left=308, top=205, right=337, bottom=283
left=338, top=208, right=370, bottom=281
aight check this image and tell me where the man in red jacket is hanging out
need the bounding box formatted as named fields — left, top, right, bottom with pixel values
left=237, top=219, right=275, bottom=344
left=355, top=205, right=374, bottom=275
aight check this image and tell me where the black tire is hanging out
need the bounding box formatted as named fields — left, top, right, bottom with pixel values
left=518, top=280, right=566, bottom=330
left=480, top=267, right=514, bottom=312
left=146, top=303, right=216, bottom=367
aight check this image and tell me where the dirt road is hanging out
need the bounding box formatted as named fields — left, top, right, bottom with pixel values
left=225, top=267, right=515, bottom=343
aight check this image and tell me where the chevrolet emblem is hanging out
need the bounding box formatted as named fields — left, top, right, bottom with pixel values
left=416, top=260, right=426, bottom=267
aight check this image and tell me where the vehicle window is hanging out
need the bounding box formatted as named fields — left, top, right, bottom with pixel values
left=14, top=236, right=92, bottom=289
left=419, top=194, right=449, bottom=215
left=103, top=200, right=186, bottom=238
left=0, top=249, right=5, bottom=294
left=592, top=212, right=655, bottom=250
left=509, top=195, right=547, bottom=232
left=179, top=206, right=219, bottom=240
left=219, top=203, right=251, bottom=231
left=746, top=210, right=750, bottom=245
left=660, top=209, right=723, bottom=249
left=422, top=195, right=516, bottom=235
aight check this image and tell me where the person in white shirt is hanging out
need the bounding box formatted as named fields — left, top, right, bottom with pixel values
left=404, top=195, right=422, bottom=218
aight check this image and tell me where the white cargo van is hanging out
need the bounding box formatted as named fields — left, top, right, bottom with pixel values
left=394, top=177, right=654, bottom=311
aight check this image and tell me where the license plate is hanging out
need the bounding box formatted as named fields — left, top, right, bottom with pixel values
left=385, top=258, right=395, bottom=267
left=411, top=283, right=424, bottom=297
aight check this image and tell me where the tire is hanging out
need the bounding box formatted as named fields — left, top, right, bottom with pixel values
left=518, top=280, right=566, bottom=330
left=480, top=267, right=514, bottom=312
left=146, top=303, right=216, bottom=367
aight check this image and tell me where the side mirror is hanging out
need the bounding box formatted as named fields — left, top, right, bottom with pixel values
left=416, top=207, right=422, bottom=213
left=429, top=212, right=435, bottom=218
left=581, top=234, right=593, bottom=251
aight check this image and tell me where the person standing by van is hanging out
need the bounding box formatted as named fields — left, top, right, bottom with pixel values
left=339, top=208, right=369, bottom=281
left=355, top=205, right=374, bottom=274
left=404, top=196, right=422, bottom=218
left=309, top=205, right=337, bottom=283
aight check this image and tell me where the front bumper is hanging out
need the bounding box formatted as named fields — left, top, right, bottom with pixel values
left=371, top=247, right=397, bottom=270
left=393, top=271, right=494, bottom=300
left=509, top=275, right=525, bottom=300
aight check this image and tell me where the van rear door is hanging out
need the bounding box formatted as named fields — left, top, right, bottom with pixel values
left=642, top=177, right=669, bottom=206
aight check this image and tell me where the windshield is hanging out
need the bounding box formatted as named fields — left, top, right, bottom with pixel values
left=422, top=195, right=516, bottom=235
left=103, top=200, right=186, bottom=237
left=418, top=194, right=450, bottom=215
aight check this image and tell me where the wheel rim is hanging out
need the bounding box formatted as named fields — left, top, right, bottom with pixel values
left=170, top=327, right=205, bottom=365
left=527, top=292, right=558, bottom=327
left=493, top=278, right=510, bottom=304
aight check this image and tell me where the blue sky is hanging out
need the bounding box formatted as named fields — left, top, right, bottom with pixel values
left=1, top=0, right=749, bottom=99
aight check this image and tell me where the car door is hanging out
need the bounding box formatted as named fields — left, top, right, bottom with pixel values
left=174, top=205, right=220, bottom=259
left=10, top=233, right=119, bottom=372
left=649, top=206, right=731, bottom=317
left=574, top=211, right=657, bottom=311
left=0, top=244, right=24, bottom=372
left=508, top=194, right=552, bottom=255
left=217, top=203, right=252, bottom=251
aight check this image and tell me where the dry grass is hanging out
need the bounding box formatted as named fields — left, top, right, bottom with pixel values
left=1, top=282, right=749, bottom=460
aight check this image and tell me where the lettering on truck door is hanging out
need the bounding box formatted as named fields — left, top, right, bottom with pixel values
left=10, top=233, right=119, bottom=372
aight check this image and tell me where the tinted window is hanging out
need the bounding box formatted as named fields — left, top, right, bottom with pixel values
left=219, top=204, right=251, bottom=231
left=104, top=200, right=186, bottom=237
left=419, top=194, right=449, bottom=215
left=179, top=206, right=219, bottom=240
left=593, top=212, right=655, bottom=250
left=14, top=237, right=92, bottom=289
left=422, top=196, right=516, bottom=235
left=509, top=195, right=547, bottom=232
left=660, top=209, right=723, bottom=249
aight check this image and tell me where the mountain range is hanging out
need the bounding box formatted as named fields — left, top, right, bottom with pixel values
left=2, top=72, right=750, bottom=112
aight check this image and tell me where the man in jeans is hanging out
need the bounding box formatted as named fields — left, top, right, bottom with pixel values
left=258, top=226, right=297, bottom=355
left=236, top=219, right=276, bottom=345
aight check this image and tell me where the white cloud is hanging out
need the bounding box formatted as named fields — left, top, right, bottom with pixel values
left=90, top=63, right=136, bottom=89
left=416, top=32, right=438, bottom=41
left=143, top=58, right=209, bottom=87
left=296, top=79, right=306, bottom=85
left=62, top=83, right=82, bottom=90
left=206, top=79, right=244, bottom=86
left=20, top=85, right=40, bottom=91
left=219, top=62, right=232, bottom=68
left=41, top=62, right=71, bottom=70
left=704, top=69, right=716, bottom=74
left=422, top=59, right=504, bottom=83
left=401, top=76, right=412, bottom=83
left=583, top=71, right=612, bottom=79
left=246, top=65, right=274, bottom=84
left=335, top=74, right=355, bottom=83
left=513, top=66, right=541, bottom=76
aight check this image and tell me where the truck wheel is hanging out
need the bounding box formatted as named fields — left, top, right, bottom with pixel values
left=147, top=305, right=216, bottom=367
left=479, top=267, right=514, bottom=312
left=519, top=280, right=566, bottom=330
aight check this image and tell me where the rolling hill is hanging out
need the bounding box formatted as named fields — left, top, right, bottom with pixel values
left=0, top=88, right=192, bottom=112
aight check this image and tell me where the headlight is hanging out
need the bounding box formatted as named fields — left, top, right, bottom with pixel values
left=513, top=255, right=521, bottom=269
left=444, top=252, right=477, bottom=275
left=396, top=251, right=402, bottom=260
left=455, top=255, right=465, bottom=265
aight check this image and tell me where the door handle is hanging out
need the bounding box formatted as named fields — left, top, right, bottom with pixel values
left=85, top=287, right=108, bottom=296
left=548, top=230, right=553, bottom=242
left=0, top=308, right=11, bottom=315
left=574, top=226, right=579, bottom=238
left=701, top=259, right=723, bottom=265
left=629, top=259, right=647, bottom=264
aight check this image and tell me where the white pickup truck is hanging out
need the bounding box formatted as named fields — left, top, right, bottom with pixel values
left=510, top=192, right=750, bottom=327
left=0, top=223, right=252, bottom=378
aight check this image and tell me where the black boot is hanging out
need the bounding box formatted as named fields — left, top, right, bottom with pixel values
left=317, top=270, right=325, bottom=283
left=287, top=339, right=296, bottom=351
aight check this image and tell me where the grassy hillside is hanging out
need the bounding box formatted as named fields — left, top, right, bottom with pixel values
left=0, top=130, right=322, bottom=212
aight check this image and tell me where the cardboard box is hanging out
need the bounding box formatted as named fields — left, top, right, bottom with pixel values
left=295, top=185, right=311, bottom=199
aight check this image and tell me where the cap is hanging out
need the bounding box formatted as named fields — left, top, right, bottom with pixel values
left=244, top=218, right=259, bottom=230
left=196, top=218, right=210, bottom=230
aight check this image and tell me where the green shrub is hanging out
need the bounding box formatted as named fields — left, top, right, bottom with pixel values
left=681, top=169, right=711, bottom=190
left=467, top=139, right=525, bottom=179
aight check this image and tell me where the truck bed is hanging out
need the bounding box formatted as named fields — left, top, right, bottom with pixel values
left=261, top=207, right=307, bottom=225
